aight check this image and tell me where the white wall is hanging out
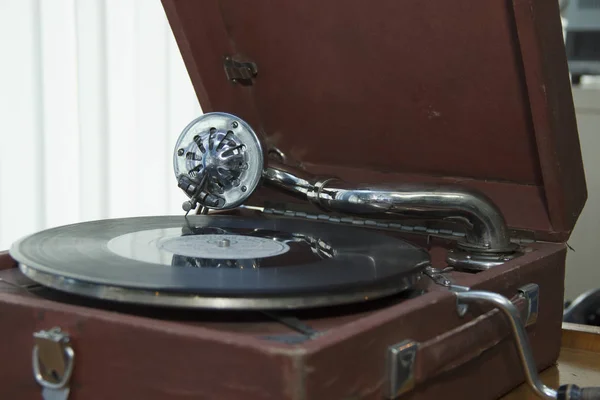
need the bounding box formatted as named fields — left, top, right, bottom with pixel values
left=565, top=81, right=600, bottom=301
left=0, top=0, right=202, bottom=251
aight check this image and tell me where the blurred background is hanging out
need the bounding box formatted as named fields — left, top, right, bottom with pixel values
left=0, top=0, right=598, bottom=304
left=0, top=0, right=200, bottom=247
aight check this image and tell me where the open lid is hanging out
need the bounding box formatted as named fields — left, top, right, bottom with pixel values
left=161, top=0, right=587, bottom=242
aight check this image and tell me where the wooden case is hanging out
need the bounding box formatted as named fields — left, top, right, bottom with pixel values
left=0, top=0, right=588, bottom=399
left=160, top=0, right=586, bottom=241
left=0, top=243, right=570, bottom=400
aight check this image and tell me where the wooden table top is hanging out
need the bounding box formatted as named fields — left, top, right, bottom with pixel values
left=502, top=323, right=600, bottom=399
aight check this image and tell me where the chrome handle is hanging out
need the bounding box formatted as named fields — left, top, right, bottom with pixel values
left=456, top=290, right=556, bottom=399
left=457, top=290, right=600, bottom=400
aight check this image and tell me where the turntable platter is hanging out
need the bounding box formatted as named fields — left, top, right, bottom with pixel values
left=9, top=215, right=430, bottom=309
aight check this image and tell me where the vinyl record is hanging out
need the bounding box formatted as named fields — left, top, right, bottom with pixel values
left=9, top=215, right=430, bottom=309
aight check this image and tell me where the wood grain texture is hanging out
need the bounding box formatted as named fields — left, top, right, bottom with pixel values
left=501, top=348, right=600, bottom=399
left=562, top=322, right=600, bottom=353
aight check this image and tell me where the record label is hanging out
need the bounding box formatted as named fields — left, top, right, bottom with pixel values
left=106, top=229, right=292, bottom=264
left=158, top=234, right=290, bottom=259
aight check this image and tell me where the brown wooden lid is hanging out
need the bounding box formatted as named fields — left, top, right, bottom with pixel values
left=161, top=0, right=586, bottom=242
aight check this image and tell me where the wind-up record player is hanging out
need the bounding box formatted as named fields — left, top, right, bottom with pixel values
left=0, top=1, right=596, bottom=399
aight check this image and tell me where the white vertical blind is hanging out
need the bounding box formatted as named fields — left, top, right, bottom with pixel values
left=76, top=1, right=110, bottom=222
left=40, top=0, right=81, bottom=228
left=0, top=0, right=202, bottom=250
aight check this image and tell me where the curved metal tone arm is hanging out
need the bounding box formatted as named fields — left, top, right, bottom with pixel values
left=263, top=161, right=514, bottom=253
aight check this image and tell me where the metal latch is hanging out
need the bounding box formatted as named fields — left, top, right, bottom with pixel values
left=33, top=327, right=74, bottom=400
left=224, top=56, right=258, bottom=85
left=384, top=340, right=418, bottom=398
left=518, top=283, right=539, bottom=327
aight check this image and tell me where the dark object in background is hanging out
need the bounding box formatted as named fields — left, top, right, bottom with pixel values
left=563, top=0, right=600, bottom=84
left=564, top=288, right=600, bottom=326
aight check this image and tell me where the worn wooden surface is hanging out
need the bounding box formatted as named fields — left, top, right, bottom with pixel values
left=502, top=323, right=600, bottom=399
left=562, top=322, right=600, bottom=353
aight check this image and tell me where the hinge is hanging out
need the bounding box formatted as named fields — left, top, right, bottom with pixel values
left=224, top=56, right=258, bottom=85
left=508, top=228, right=537, bottom=245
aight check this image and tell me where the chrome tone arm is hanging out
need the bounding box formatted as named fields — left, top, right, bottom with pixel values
left=264, top=161, right=514, bottom=254
left=173, top=113, right=520, bottom=269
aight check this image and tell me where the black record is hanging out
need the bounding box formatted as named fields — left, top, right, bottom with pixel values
left=9, top=215, right=430, bottom=310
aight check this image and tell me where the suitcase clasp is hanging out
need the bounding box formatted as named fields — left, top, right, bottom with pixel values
left=384, top=340, right=418, bottom=398
left=32, top=327, right=75, bottom=391
left=518, top=283, right=540, bottom=327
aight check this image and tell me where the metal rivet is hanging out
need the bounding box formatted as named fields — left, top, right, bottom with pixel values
left=177, top=148, right=184, bottom=156
left=232, top=121, right=239, bottom=128
left=182, top=201, right=194, bottom=212
left=241, top=186, right=247, bottom=192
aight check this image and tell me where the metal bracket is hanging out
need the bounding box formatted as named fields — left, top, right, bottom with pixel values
left=423, top=266, right=453, bottom=287
left=224, top=57, right=258, bottom=85
left=447, top=247, right=522, bottom=272
left=518, top=283, right=539, bottom=327
left=260, top=334, right=315, bottom=344
left=383, top=286, right=597, bottom=400
left=32, top=327, right=74, bottom=391
left=423, top=266, right=471, bottom=294
left=384, top=340, right=418, bottom=399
